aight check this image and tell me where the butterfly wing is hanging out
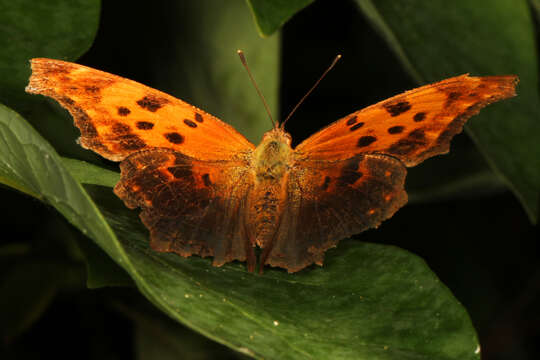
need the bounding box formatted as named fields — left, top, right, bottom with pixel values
left=27, top=58, right=258, bottom=269
left=114, top=148, right=255, bottom=269
left=26, top=58, right=255, bottom=161
left=264, top=154, right=407, bottom=273
left=295, top=74, right=518, bottom=166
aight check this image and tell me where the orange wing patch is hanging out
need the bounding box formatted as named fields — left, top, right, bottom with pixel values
left=25, top=58, right=255, bottom=162
left=295, top=74, right=518, bottom=166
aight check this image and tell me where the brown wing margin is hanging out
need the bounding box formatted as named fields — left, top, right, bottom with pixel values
left=114, top=148, right=256, bottom=270
left=264, top=154, right=408, bottom=273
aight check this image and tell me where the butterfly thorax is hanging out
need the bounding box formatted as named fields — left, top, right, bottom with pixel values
left=248, top=127, right=293, bottom=247
left=253, top=127, right=293, bottom=180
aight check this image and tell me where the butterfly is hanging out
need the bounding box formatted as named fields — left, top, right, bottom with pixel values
left=25, top=56, right=518, bottom=273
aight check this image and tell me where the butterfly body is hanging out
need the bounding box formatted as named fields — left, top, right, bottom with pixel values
left=25, top=58, right=518, bottom=273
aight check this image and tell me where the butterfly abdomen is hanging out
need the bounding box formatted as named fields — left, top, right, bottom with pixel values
left=248, top=180, right=287, bottom=249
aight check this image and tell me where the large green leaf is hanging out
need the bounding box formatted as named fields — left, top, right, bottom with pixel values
left=119, top=301, right=243, bottom=360
left=0, top=104, right=479, bottom=359
left=0, top=0, right=101, bottom=162
left=246, top=0, right=314, bottom=37
left=0, top=0, right=100, bottom=111
left=355, top=0, right=540, bottom=222
left=146, top=0, right=279, bottom=143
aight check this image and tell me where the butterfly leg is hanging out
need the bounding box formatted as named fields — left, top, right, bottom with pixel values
left=242, top=221, right=256, bottom=273
left=245, top=238, right=256, bottom=273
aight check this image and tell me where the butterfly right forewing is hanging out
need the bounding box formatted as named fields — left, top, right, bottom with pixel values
left=295, top=74, right=518, bottom=166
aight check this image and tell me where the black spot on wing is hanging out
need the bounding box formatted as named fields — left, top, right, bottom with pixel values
left=136, top=121, right=154, bottom=130
left=357, top=136, right=377, bottom=148
left=383, top=100, right=411, bottom=117
left=413, top=112, right=426, bottom=122
left=346, top=116, right=357, bottom=126
left=118, top=106, right=131, bottom=116
left=350, top=122, right=365, bottom=131
left=184, top=119, right=197, bottom=128
left=137, top=95, right=169, bottom=112
left=445, top=91, right=462, bottom=107
left=388, top=126, right=404, bottom=134
left=164, top=132, right=184, bottom=144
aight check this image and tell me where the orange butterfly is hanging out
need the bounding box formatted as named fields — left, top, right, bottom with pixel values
left=25, top=56, right=518, bottom=273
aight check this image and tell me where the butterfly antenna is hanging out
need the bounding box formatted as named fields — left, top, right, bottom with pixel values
left=281, top=54, right=342, bottom=129
left=237, top=50, right=276, bottom=128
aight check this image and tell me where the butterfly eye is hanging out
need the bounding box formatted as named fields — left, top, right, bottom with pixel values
left=282, top=132, right=292, bottom=146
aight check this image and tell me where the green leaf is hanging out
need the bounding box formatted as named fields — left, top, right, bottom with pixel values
left=408, top=170, right=505, bottom=204
left=147, top=0, right=279, bottom=143
left=62, top=157, right=119, bottom=187
left=114, top=301, right=244, bottom=360
left=75, top=233, right=133, bottom=289
left=407, top=138, right=506, bottom=203
left=0, top=103, right=118, bottom=258
left=0, top=0, right=100, bottom=111
left=0, top=0, right=102, bottom=162
left=0, top=103, right=126, bottom=291
left=355, top=0, right=540, bottom=223
left=246, top=0, right=314, bottom=37
left=95, top=183, right=483, bottom=360
left=0, top=104, right=479, bottom=359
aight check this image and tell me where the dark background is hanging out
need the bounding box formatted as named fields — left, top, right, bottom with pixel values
left=1, top=1, right=538, bottom=359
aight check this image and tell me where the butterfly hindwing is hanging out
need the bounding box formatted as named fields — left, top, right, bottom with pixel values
left=26, top=58, right=255, bottom=162
left=295, top=75, right=517, bottom=166
left=114, top=148, right=255, bottom=268
left=264, top=154, right=407, bottom=272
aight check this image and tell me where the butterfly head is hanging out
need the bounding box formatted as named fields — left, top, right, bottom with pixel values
left=260, top=126, right=292, bottom=147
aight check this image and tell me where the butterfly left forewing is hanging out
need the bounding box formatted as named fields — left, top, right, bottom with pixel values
left=26, top=58, right=255, bottom=162
left=296, top=74, right=518, bottom=166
